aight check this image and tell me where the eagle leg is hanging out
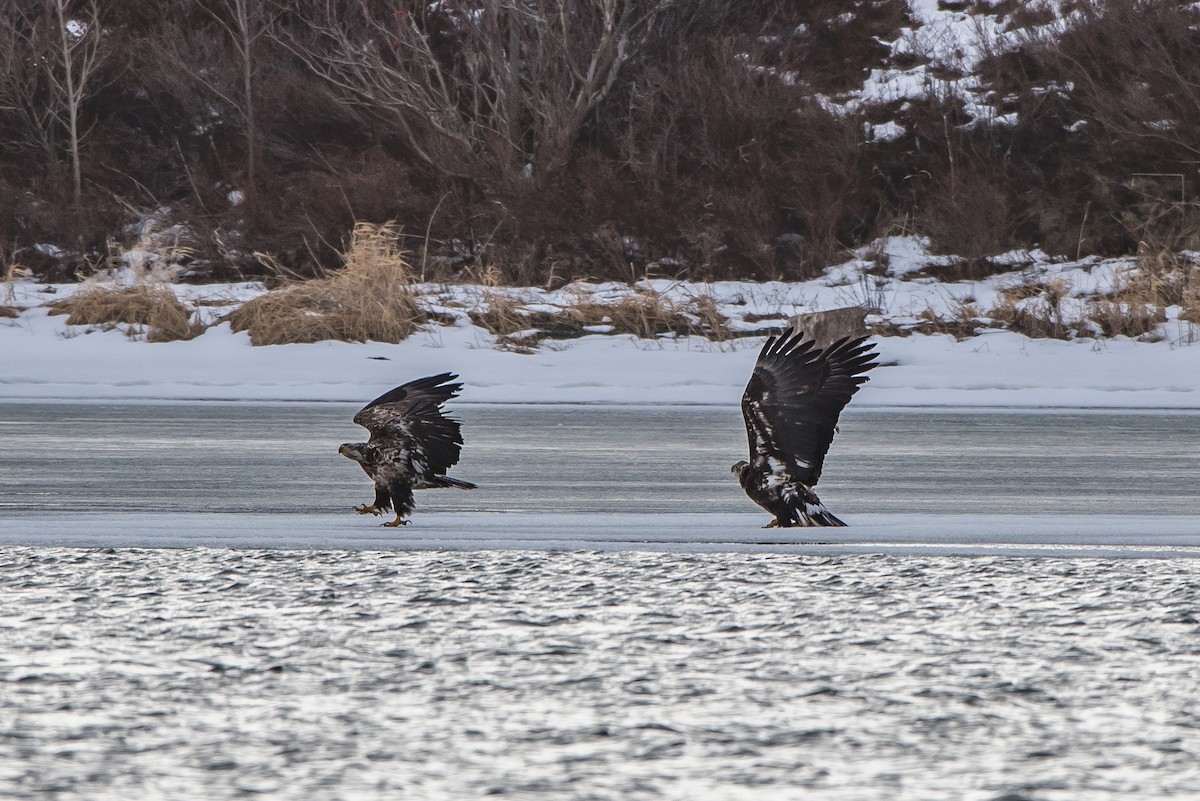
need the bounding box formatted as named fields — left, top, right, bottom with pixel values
left=382, top=514, right=409, bottom=528
left=355, top=504, right=383, bottom=516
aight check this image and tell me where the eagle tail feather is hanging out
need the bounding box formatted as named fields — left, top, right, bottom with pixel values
left=779, top=486, right=847, bottom=527
left=431, top=475, right=477, bottom=490
left=794, top=499, right=847, bottom=527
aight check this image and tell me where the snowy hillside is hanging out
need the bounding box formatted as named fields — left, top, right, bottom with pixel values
left=8, top=1, right=1200, bottom=288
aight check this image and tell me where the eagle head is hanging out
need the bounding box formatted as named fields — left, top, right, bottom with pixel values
left=339, top=443, right=368, bottom=462
left=731, top=460, right=750, bottom=478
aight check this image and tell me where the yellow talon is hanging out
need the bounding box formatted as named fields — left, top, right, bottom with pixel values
left=382, top=515, right=409, bottom=528
left=355, top=504, right=382, bottom=516
left=764, top=519, right=781, bottom=528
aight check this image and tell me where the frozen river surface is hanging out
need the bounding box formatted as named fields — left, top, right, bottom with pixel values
left=2, top=403, right=1200, bottom=554
left=2, top=404, right=1200, bottom=799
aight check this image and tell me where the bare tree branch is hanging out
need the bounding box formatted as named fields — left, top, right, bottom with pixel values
left=274, top=0, right=675, bottom=180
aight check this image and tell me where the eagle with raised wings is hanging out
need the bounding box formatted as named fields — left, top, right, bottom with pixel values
left=339, top=372, right=476, bottom=527
left=732, top=328, right=878, bottom=527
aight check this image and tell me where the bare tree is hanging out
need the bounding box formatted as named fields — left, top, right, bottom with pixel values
left=277, top=0, right=675, bottom=181
left=198, top=0, right=277, bottom=192
left=1011, top=0, right=1200, bottom=160
left=50, top=0, right=103, bottom=205
left=0, top=11, right=58, bottom=163
left=0, top=0, right=104, bottom=203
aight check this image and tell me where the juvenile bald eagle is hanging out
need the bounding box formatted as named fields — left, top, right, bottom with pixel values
left=733, top=329, right=877, bottom=527
left=339, top=372, right=476, bottom=527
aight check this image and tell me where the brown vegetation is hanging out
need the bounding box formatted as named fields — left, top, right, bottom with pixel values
left=1087, top=300, right=1165, bottom=340
left=467, top=284, right=731, bottom=350
left=4, top=0, right=1200, bottom=292
left=912, top=303, right=982, bottom=341
left=46, top=283, right=202, bottom=342
left=224, top=223, right=430, bottom=346
left=569, top=289, right=730, bottom=340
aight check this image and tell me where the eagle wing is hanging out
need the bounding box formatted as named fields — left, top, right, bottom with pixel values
left=741, top=330, right=877, bottom=487
left=353, top=372, right=465, bottom=476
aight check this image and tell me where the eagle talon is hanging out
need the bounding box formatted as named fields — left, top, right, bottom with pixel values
left=381, top=517, right=409, bottom=528
left=355, top=504, right=382, bottom=516
left=764, top=519, right=781, bottom=528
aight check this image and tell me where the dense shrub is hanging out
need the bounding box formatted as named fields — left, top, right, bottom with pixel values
left=3, top=0, right=1200, bottom=285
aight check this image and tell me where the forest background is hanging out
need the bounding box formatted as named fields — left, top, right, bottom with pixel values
left=3, top=0, right=1200, bottom=288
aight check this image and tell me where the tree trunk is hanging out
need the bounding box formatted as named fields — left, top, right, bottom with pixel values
left=54, top=0, right=82, bottom=205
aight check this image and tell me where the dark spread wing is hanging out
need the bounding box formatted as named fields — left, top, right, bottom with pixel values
left=741, top=330, right=877, bottom=487
left=352, top=372, right=465, bottom=475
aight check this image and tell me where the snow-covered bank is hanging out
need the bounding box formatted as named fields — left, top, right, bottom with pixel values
left=5, top=236, right=1200, bottom=408
left=3, top=316, right=1200, bottom=408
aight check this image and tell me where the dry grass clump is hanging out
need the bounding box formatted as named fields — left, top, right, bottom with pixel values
left=468, top=285, right=731, bottom=351
left=953, top=250, right=1197, bottom=341
left=1118, top=249, right=1193, bottom=307
left=468, top=292, right=530, bottom=338
left=1081, top=249, right=1193, bottom=339
left=467, top=291, right=548, bottom=353
left=913, top=302, right=983, bottom=340
left=46, top=283, right=202, bottom=342
left=0, top=306, right=21, bottom=319
left=988, top=280, right=1086, bottom=340
left=1087, top=300, right=1165, bottom=340
left=988, top=298, right=1077, bottom=340
left=1180, top=277, right=1200, bottom=325
left=688, top=294, right=730, bottom=340
left=225, top=223, right=428, bottom=345
left=997, top=279, right=1061, bottom=304
left=570, top=289, right=730, bottom=341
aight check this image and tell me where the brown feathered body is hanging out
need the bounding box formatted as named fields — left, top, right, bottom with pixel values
left=733, top=330, right=877, bottom=527
left=339, top=372, right=475, bottom=525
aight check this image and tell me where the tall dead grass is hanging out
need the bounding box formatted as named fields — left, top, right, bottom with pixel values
left=225, top=223, right=428, bottom=345
left=1176, top=256, right=1200, bottom=321
left=2, top=248, right=27, bottom=318
left=1087, top=300, right=1165, bottom=339
left=468, top=284, right=730, bottom=350
left=570, top=288, right=730, bottom=340
left=1085, top=248, right=1194, bottom=339
left=466, top=291, right=556, bottom=352
left=913, top=302, right=983, bottom=340
left=979, top=250, right=1194, bottom=341
left=1121, top=248, right=1194, bottom=307
left=988, top=279, right=1087, bottom=340
left=46, top=283, right=202, bottom=342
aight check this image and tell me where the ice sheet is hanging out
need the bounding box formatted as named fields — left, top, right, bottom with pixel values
left=6, top=512, right=1200, bottom=558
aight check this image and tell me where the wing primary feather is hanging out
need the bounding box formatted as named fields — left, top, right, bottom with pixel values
left=740, top=330, right=878, bottom=490
left=361, top=372, right=460, bottom=412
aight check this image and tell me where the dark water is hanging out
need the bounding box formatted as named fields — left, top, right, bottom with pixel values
left=3, top=403, right=1200, bottom=516
left=2, top=549, right=1199, bottom=800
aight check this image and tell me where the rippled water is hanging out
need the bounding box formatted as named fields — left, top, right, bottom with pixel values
left=3, top=548, right=1199, bottom=800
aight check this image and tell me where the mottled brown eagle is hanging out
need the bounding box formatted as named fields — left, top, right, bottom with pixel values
left=339, top=372, right=476, bottom=527
left=732, top=328, right=878, bottom=527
